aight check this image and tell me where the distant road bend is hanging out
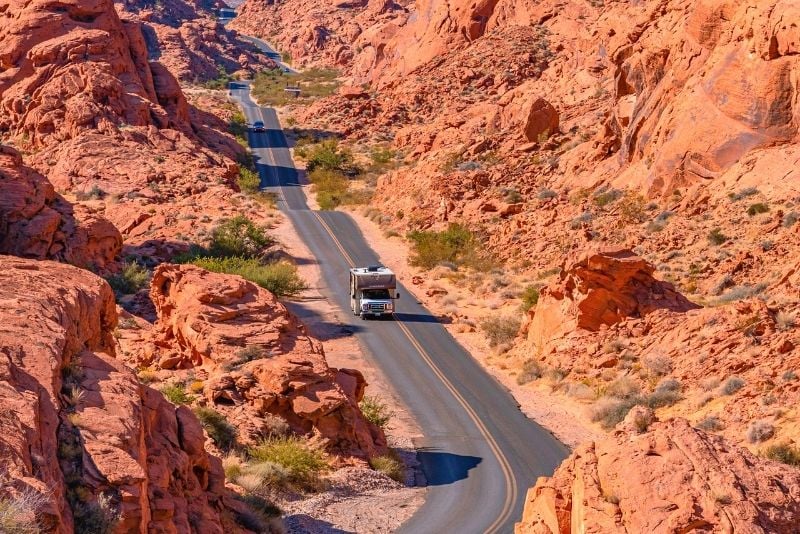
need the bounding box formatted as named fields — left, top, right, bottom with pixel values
left=229, top=79, right=568, bottom=533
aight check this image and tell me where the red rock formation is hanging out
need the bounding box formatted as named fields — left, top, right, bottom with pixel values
left=0, top=255, right=251, bottom=532
left=516, top=417, right=800, bottom=533
left=0, top=145, right=121, bottom=269
left=141, top=263, right=385, bottom=458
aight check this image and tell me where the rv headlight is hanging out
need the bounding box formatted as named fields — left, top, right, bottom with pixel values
left=386, top=302, right=393, bottom=311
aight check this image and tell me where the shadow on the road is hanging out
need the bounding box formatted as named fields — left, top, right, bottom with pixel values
left=284, top=301, right=368, bottom=342
left=416, top=449, right=482, bottom=486
left=393, top=312, right=450, bottom=324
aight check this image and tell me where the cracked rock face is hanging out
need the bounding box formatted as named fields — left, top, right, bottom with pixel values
left=516, top=417, right=800, bottom=534
left=0, top=255, right=244, bottom=532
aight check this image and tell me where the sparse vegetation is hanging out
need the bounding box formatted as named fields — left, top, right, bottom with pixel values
left=721, top=376, right=745, bottom=395
left=369, top=452, right=405, bottom=482
left=696, top=415, right=724, bottom=432
left=537, top=188, right=558, bottom=200
left=747, top=202, right=769, bottom=216
left=729, top=187, right=759, bottom=201
left=480, top=315, right=521, bottom=348
left=520, top=285, right=540, bottom=312
left=73, top=493, right=120, bottom=534
left=194, top=407, right=237, bottom=452
left=763, top=442, right=800, bottom=466
left=776, top=311, right=796, bottom=331
left=590, top=396, right=643, bottom=429
left=251, top=68, right=340, bottom=106
left=708, top=228, right=729, bottom=246
left=160, top=384, right=194, bottom=405
left=746, top=420, right=775, bottom=443
left=593, top=188, right=622, bottom=208
left=716, top=283, right=767, bottom=304
left=516, top=360, right=543, bottom=385
left=75, top=185, right=106, bottom=201
left=359, top=395, right=393, bottom=428
left=190, top=257, right=307, bottom=297
left=783, top=211, right=798, bottom=228
left=643, top=353, right=672, bottom=377
left=408, top=223, right=493, bottom=271
left=238, top=167, right=261, bottom=194
left=208, top=215, right=274, bottom=259
left=105, top=262, right=149, bottom=296
left=248, top=436, right=329, bottom=491
left=0, top=487, right=48, bottom=534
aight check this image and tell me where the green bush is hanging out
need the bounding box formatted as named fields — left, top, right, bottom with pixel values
left=308, top=168, right=349, bottom=210
left=238, top=167, right=261, bottom=194
left=721, top=376, right=745, bottom=395
left=209, top=215, right=274, bottom=258
left=764, top=442, right=800, bottom=466
left=407, top=223, right=492, bottom=270
left=696, top=415, right=724, bottom=432
left=590, top=397, right=644, bottom=429
left=159, top=384, right=194, bottom=405
left=251, top=68, right=340, bottom=106
left=248, top=436, right=329, bottom=491
left=190, top=257, right=307, bottom=297
left=369, top=453, right=405, bottom=482
left=304, top=139, right=355, bottom=174
left=479, top=315, right=521, bottom=348
left=105, top=262, right=149, bottom=295
left=74, top=494, right=119, bottom=534
left=520, top=286, right=540, bottom=311
left=359, top=395, right=393, bottom=428
left=194, top=407, right=237, bottom=452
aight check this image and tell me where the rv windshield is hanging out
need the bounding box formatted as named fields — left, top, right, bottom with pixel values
left=362, top=289, right=391, bottom=299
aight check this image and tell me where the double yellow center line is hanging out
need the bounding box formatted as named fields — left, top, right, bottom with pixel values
left=312, top=211, right=517, bottom=533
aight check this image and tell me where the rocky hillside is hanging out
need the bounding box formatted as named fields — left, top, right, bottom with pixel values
left=0, top=255, right=254, bottom=532
left=516, top=411, right=800, bottom=533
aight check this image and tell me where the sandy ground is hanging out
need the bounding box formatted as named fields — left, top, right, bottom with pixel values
left=272, top=208, right=427, bottom=533
left=343, top=208, right=602, bottom=449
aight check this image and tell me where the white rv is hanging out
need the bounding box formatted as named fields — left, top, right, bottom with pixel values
left=349, top=266, right=399, bottom=319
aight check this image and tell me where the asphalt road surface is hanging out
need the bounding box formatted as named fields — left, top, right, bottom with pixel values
left=229, top=82, right=568, bottom=533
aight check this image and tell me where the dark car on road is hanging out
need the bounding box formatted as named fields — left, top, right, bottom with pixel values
left=252, top=120, right=266, bottom=132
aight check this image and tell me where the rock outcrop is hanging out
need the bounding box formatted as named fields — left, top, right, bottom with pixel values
left=0, top=145, right=122, bottom=269
left=0, top=256, right=249, bottom=532
left=516, top=417, right=800, bottom=533
left=135, top=264, right=385, bottom=458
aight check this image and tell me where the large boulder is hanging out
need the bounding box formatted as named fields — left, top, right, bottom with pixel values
left=516, top=417, right=800, bottom=533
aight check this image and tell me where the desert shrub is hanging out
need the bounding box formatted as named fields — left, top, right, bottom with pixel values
left=590, top=396, right=644, bottom=429
left=716, top=283, right=767, bottom=303
left=708, top=228, right=729, bottom=245
left=0, top=488, right=48, bottom=534
left=75, top=185, right=106, bottom=201
left=105, top=262, right=149, bottom=295
left=645, top=381, right=682, bottom=408
left=603, top=377, right=640, bottom=399
left=696, top=415, right=724, bottom=432
left=160, top=384, right=193, bottom=405
left=238, top=167, right=261, bottom=194
left=618, top=192, right=647, bottom=224
left=308, top=168, right=349, bottom=210
left=782, top=370, right=798, bottom=381
left=74, top=494, right=119, bottom=534
left=783, top=211, right=798, bottom=228
left=520, top=286, right=540, bottom=312
left=479, top=315, right=521, bottom=348
left=747, top=203, right=769, bottom=216
left=248, top=436, right=328, bottom=491
left=222, top=454, right=245, bottom=482
left=233, top=494, right=283, bottom=533
left=643, top=354, right=672, bottom=377
left=190, top=258, right=307, bottom=297
left=208, top=215, right=273, bottom=259
left=517, top=360, right=543, bottom=385
left=537, top=188, right=558, bottom=200
left=359, top=395, right=393, bottom=428
left=593, top=188, right=622, bottom=207
left=303, top=139, right=354, bottom=173
left=407, top=223, right=492, bottom=270
left=569, top=211, right=593, bottom=229
left=241, top=461, right=291, bottom=489
left=234, top=346, right=267, bottom=365
left=776, top=311, right=796, bottom=331
left=764, top=442, right=800, bottom=466
left=721, top=376, right=745, bottom=395
left=746, top=420, right=775, bottom=443
left=729, top=187, right=759, bottom=201
left=194, top=407, right=237, bottom=452
left=137, top=367, right=158, bottom=384
left=369, top=453, right=405, bottom=483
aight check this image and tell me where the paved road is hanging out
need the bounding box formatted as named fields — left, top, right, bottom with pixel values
left=229, top=82, right=568, bottom=533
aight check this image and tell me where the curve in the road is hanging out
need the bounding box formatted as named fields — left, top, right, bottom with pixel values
left=229, top=81, right=569, bottom=533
